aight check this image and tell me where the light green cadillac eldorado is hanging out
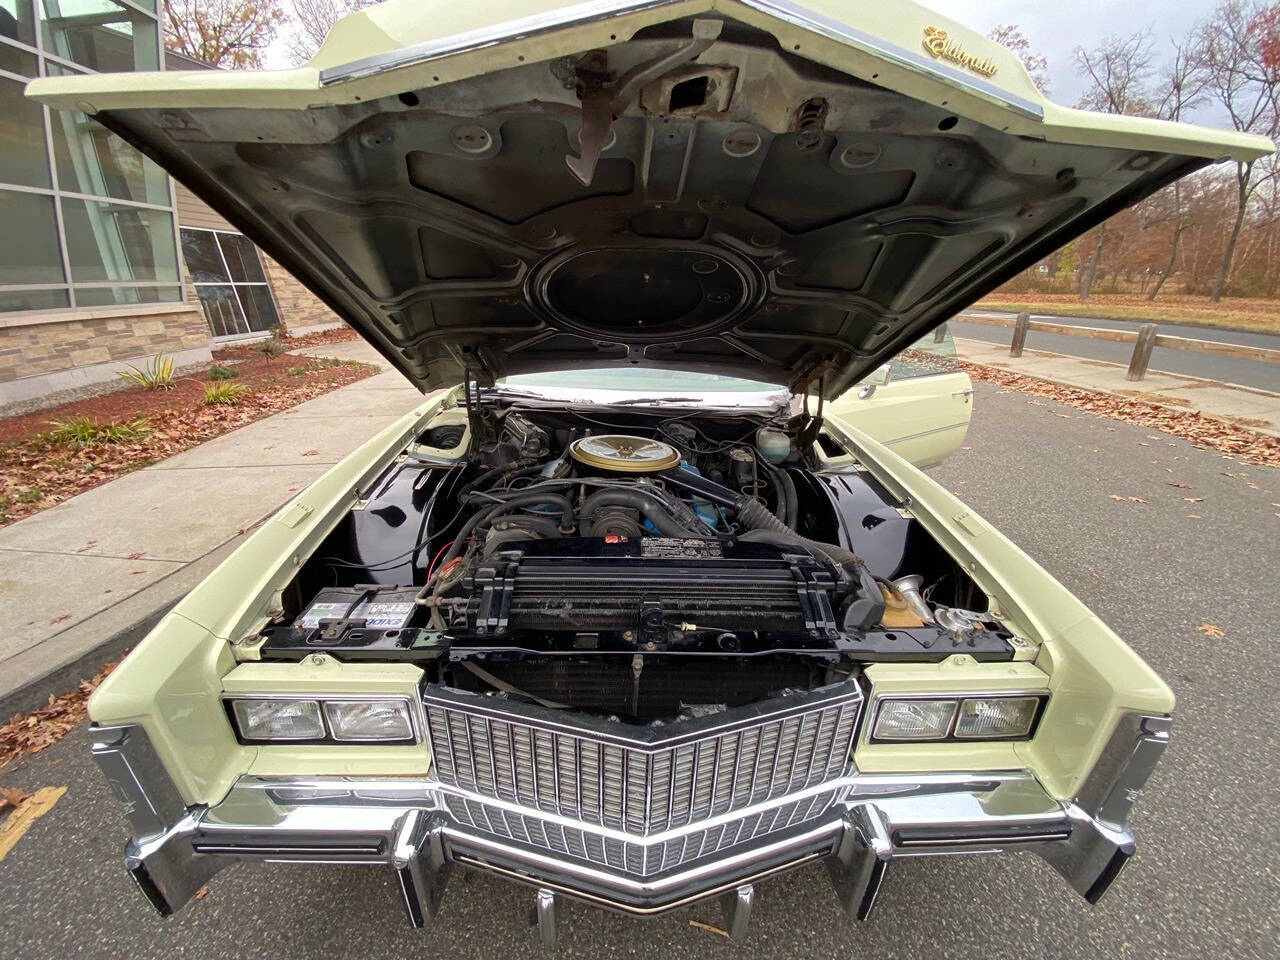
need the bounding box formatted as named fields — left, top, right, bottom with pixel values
left=25, top=0, right=1272, bottom=944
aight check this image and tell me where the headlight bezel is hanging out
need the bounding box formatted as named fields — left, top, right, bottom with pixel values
left=224, top=694, right=421, bottom=745
left=867, top=692, right=1047, bottom=744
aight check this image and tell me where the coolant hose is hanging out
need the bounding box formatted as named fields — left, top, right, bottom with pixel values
left=760, top=460, right=797, bottom=529
left=734, top=497, right=884, bottom=631
left=734, top=496, right=861, bottom=567
left=580, top=489, right=704, bottom=538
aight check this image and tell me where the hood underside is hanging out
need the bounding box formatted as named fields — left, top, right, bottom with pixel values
left=28, top=1, right=1272, bottom=397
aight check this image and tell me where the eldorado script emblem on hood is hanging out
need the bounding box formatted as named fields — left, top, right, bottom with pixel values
left=922, top=26, right=998, bottom=78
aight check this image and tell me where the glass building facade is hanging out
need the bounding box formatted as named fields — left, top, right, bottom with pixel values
left=0, top=0, right=181, bottom=314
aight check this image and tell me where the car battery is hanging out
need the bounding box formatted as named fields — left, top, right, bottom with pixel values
left=294, top=586, right=419, bottom=634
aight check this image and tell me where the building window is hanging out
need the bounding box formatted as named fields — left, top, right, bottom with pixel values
left=180, top=228, right=281, bottom=338
left=0, top=0, right=178, bottom=314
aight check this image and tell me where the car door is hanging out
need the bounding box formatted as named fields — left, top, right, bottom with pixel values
left=825, top=323, right=973, bottom=469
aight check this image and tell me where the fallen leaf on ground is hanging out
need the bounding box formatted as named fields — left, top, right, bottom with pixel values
left=1110, top=495, right=1147, bottom=504
left=1183, top=497, right=1203, bottom=503
left=896, top=352, right=1280, bottom=469
left=48, top=614, right=69, bottom=625
left=1197, top=623, right=1226, bottom=640
left=300, top=449, right=319, bottom=457
left=194, top=885, right=210, bottom=900
left=0, top=786, right=29, bottom=810
left=0, top=661, right=117, bottom=771
left=126, top=551, right=144, bottom=560
left=1166, top=482, right=1192, bottom=489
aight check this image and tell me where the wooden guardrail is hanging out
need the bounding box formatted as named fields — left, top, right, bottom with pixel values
left=956, top=311, right=1280, bottom=381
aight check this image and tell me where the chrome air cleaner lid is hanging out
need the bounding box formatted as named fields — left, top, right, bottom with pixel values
left=569, top=435, right=681, bottom=473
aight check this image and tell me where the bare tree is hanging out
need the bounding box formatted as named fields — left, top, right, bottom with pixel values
left=987, top=24, right=1051, bottom=94
left=1146, top=39, right=1208, bottom=300
left=286, top=0, right=378, bottom=64
left=1073, top=31, right=1156, bottom=300
left=163, top=0, right=286, bottom=69
left=1194, top=0, right=1280, bottom=301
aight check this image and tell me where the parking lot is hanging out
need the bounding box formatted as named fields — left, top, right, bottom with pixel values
left=1, top=380, right=1277, bottom=960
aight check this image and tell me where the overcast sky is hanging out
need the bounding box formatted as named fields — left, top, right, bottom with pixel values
left=927, top=0, right=1219, bottom=105
left=266, top=1, right=1222, bottom=108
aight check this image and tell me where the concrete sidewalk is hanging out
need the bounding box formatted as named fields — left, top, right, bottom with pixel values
left=955, top=337, right=1280, bottom=437
left=0, top=340, right=427, bottom=715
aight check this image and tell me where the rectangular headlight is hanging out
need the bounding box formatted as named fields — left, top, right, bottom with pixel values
left=231, top=698, right=324, bottom=741
left=872, top=698, right=957, bottom=741
left=954, top=696, right=1040, bottom=739
left=324, top=699, right=414, bottom=742
left=870, top=694, right=1045, bottom=743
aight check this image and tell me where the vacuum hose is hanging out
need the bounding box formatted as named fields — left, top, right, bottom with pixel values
left=436, top=491, right=575, bottom=571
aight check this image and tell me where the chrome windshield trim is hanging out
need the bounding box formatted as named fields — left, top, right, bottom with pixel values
left=317, top=0, right=676, bottom=85
left=315, top=0, right=1045, bottom=122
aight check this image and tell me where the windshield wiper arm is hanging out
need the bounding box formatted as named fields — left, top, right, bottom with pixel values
left=606, top=396, right=704, bottom=406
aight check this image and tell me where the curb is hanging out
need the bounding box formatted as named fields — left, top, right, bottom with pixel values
left=0, top=603, right=171, bottom=720
left=954, top=343, right=1280, bottom=439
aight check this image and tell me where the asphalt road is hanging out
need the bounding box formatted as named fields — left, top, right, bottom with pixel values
left=3, top=383, right=1279, bottom=959
left=952, top=310, right=1280, bottom=391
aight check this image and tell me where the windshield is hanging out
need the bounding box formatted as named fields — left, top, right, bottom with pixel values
left=498, top=369, right=789, bottom=406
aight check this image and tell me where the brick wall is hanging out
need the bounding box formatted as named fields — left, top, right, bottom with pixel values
left=0, top=306, right=209, bottom=382
left=0, top=304, right=213, bottom=413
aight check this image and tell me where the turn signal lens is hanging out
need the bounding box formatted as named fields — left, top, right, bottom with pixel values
left=231, top=698, right=324, bottom=741
left=324, top=700, right=414, bottom=742
left=872, top=699, right=957, bottom=741
left=954, top=696, right=1040, bottom=739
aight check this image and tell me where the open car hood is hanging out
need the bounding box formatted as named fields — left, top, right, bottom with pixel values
left=28, top=0, right=1272, bottom=398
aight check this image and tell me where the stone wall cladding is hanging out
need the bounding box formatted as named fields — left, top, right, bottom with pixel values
left=0, top=307, right=209, bottom=382
left=262, top=255, right=345, bottom=330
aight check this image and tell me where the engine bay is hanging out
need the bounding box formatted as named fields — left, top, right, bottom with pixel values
left=254, top=391, right=1022, bottom=721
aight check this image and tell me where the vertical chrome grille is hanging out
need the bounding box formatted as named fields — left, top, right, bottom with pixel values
left=425, top=683, right=862, bottom=837
left=441, top=787, right=842, bottom=876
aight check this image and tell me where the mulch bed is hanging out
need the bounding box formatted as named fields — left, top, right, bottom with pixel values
left=276, top=326, right=360, bottom=352
left=0, top=347, right=378, bottom=528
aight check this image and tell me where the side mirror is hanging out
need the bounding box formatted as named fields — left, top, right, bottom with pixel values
left=866, top=363, right=892, bottom=386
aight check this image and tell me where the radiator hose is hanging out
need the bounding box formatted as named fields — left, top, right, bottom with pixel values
left=734, top=497, right=885, bottom=631
left=581, top=489, right=704, bottom=539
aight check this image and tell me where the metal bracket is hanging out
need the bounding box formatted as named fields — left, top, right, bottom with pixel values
left=566, top=18, right=722, bottom=185
left=468, top=556, right=520, bottom=636
left=827, top=806, right=892, bottom=920
left=535, top=888, right=560, bottom=946
left=394, top=812, right=453, bottom=928
left=720, top=883, right=756, bottom=942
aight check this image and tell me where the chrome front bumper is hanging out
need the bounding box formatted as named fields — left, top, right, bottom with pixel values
left=90, top=714, right=1169, bottom=943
